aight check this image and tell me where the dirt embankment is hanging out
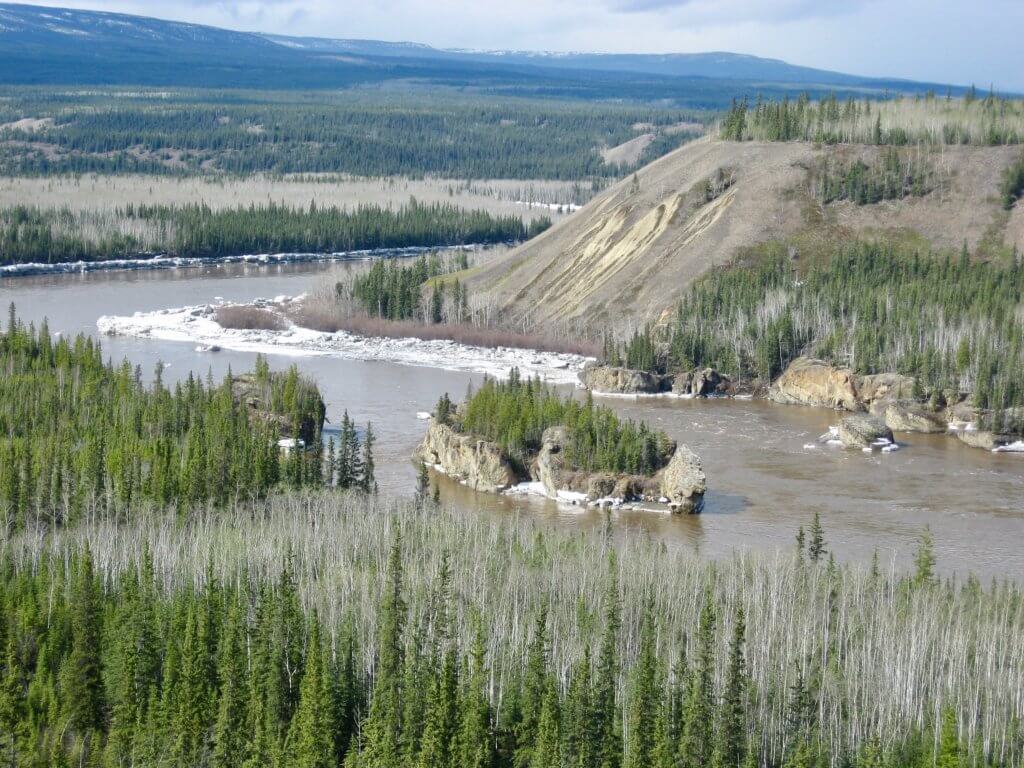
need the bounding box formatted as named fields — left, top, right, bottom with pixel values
left=469, top=139, right=1024, bottom=331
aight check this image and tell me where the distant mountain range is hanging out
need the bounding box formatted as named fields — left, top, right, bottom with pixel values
left=0, top=2, right=962, bottom=105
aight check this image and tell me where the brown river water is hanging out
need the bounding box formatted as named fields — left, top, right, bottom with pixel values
left=3, top=261, right=1023, bottom=580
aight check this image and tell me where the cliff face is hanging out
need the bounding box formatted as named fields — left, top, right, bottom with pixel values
left=468, top=140, right=1023, bottom=331
left=414, top=421, right=517, bottom=493
left=417, top=421, right=707, bottom=512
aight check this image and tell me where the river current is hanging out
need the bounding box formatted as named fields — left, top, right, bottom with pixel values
left=4, top=260, right=1023, bottom=580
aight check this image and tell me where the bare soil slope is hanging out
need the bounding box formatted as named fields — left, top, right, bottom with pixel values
left=470, top=138, right=1023, bottom=330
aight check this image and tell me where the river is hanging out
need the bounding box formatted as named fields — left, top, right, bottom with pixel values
left=4, top=260, right=1023, bottom=580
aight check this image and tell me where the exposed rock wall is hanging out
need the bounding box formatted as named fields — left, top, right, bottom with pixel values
left=579, top=364, right=670, bottom=394
left=768, top=357, right=862, bottom=411
left=414, top=421, right=517, bottom=493
left=658, top=445, right=706, bottom=513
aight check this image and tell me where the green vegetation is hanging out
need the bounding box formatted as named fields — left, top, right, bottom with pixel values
left=0, top=200, right=535, bottom=265
left=0, top=493, right=1018, bottom=768
left=721, top=92, right=1024, bottom=145
left=346, top=251, right=481, bottom=323
left=0, top=309, right=370, bottom=524
left=0, top=88, right=706, bottom=179
left=448, top=369, right=675, bottom=475
left=1002, top=152, right=1024, bottom=209
left=813, top=147, right=936, bottom=204
left=611, top=242, right=1024, bottom=432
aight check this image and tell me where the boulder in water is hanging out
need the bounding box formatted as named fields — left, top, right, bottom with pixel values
left=837, top=414, right=894, bottom=449
left=659, top=445, right=706, bottom=513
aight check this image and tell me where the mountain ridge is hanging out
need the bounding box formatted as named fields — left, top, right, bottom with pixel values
left=0, top=2, right=964, bottom=101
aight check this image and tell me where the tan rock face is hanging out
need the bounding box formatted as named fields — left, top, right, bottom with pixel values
left=414, top=422, right=517, bottom=493
left=857, top=373, right=917, bottom=406
left=535, top=426, right=569, bottom=497
left=955, top=429, right=1011, bottom=451
left=579, top=364, right=669, bottom=394
left=768, top=358, right=863, bottom=412
left=659, top=445, right=706, bottom=514
left=883, top=402, right=947, bottom=433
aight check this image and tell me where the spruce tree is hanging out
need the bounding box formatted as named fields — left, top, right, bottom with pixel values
left=211, top=603, right=250, bottom=768
left=593, top=557, right=622, bottom=768
left=530, top=677, right=562, bottom=768
left=62, top=548, right=106, bottom=735
left=679, top=589, right=716, bottom=768
left=808, top=514, right=826, bottom=563
left=285, top=617, right=336, bottom=768
left=625, top=603, right=660, bottom=768
left=715, top=607, right=748, bottom=768
left=360, top=538, right=407, bottom=768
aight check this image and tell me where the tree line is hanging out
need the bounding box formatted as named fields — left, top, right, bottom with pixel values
left=0, top=200, right=537, bottom=265
left=0, top=309, right=376, bottom=527
left=449, top=369, right=675, bottom=476
left=720, top=92, right=1024, bottom=146
left=606, top=241, right=1024, bottom=434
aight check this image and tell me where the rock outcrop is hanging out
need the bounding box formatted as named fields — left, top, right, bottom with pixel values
left=856, top=372, right=917, bottom=408
left=954, top=428, right=1012, bottom=451
left=659, top=445, right=706, bottom=513
left=414, top=422, right=517, bottom=493
left=768, top=358, right=862, bottom=411
left=674, top=367, right=730, bottom=397
left=882, top=401, right=947, bottom=433
left=579, top=364, right=669, bottom=394
left=837, top=414, right=894, bottom=449
left=535, top=426, right=569, bottom=497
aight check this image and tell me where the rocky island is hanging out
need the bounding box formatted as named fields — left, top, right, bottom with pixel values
left=415, top=369, right=707, bottom=512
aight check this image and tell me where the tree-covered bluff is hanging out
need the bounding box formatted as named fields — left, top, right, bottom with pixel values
left=606, top=241, right=1024, bottom=437
left=0, top=309, right=339, bottom=524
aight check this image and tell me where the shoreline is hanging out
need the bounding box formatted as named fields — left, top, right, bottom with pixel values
left=97, top=298, right=591, bottom=385
left=0, top=243, right=494, bottom=279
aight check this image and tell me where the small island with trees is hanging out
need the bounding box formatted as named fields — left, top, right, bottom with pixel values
left=415, top=369, right=707, bottom=512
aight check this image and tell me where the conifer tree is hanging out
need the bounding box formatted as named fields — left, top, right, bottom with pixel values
left=62, top=548, right=106, bottom=736
left=211, top=603, right=250, bottom=768
left=625, top=603, right=660, bottom=768
left=594, top=556, right=622, bottom=768
left=360, top=538, right=407, bottom=768
left=808, top=514, right=826, bottom=563
left=715, top=607, right=748, bottom=768
left=679, top=589, right=716, bottom=768
left=285, top=617, right=336, bottom=768
left=457, top=623, right=493, bottom=768
left=531, top=677, right=562, bottom=768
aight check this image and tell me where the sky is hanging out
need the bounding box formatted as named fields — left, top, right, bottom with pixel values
left=15, top=0, right=1024, bottom=91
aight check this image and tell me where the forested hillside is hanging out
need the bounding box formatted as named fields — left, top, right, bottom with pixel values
left=611, top=241, right=1024, bottom=433
left=0, top=494, right=1018, bottom=768
left=0, top=89, right=705, bottom=179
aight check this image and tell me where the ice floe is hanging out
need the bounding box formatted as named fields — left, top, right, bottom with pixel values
left=97, top=299, right=591, bottom=384
left=993, top=441, right=1024, bottom=453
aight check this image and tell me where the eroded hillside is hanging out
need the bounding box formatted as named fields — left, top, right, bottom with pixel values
left=469, top=137, right=1024, bottom=330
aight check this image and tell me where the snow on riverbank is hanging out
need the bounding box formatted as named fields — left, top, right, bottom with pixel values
left=97, top=299, right=590, bottom=384
left=1, top=245, right=486, bottom=278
